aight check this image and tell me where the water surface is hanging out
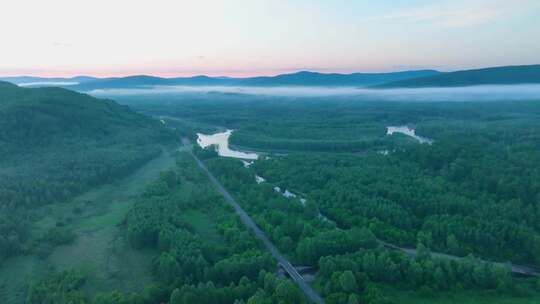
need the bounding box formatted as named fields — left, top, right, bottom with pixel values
left=387, top=126, right=433, bottom=144
left=197, top=130, right=259, bottom=160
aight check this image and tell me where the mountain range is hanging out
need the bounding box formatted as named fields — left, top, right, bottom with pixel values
left=1, top=64, right=539, bottom=90
left=375, top=64, right=540, bottom=88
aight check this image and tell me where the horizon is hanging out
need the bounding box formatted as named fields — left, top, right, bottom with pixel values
left=2, top=63, right=539, bottom=79
left=3, top=2, right=540, bottom=304
left=0, top=66, right=457, bottom=79
left=2, top=0, right=539, bottom=78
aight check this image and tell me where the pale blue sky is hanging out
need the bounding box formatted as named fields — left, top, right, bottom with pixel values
left=1, top=0, right=539, bottom=77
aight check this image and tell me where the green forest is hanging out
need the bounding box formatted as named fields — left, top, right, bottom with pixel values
left=126, top=93, right=540, bottom=303
left=0, top=81, right=175, bottom=264
left=2, top=83, right=540, bottom=303
left=25, top=153, right=309, bottom=304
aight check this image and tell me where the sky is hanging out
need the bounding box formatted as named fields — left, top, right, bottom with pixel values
left=1, top=0, right=539, bottom=77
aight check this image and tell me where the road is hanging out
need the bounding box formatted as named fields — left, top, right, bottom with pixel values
left=183, top=138, right=324, bottom=304
left=182, top=135, right=538, bottom=303
left=380, top=241, right=540, bottom=277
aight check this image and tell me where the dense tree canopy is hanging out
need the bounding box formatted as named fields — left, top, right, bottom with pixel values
left=0, top=82, right=176, bottom=260
left=7, top=89, right=540, bottom=303
left=133, top=95, right=540, bottom=302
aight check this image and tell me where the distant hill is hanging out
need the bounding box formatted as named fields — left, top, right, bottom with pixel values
left=2, top=70, right=442, bottom=91
left=0, top=80, right=18, bottom=89
left=71, top=74, right=234, bottom=90
left=375, top=65, right=540, bottom=88
left=5, top=65, right=540, bottom=90
left=73, top=70, right=441, bottom=90
left=237, top=70, right=441, bottom=86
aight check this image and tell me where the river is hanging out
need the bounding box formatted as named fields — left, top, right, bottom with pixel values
left=386, top=126, right=433, bottom=144
left=196, top=130, right=259, bottom=160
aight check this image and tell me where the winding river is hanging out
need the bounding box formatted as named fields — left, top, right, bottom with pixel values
left=197, top=130, right=259, bottom=160
left=386, top=126, right=433, bottom=144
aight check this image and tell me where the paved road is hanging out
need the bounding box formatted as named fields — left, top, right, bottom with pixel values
left=183, top=138, right=324, bottom=304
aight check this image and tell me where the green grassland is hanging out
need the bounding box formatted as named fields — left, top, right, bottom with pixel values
left=0, top=150, right=177, bottom=304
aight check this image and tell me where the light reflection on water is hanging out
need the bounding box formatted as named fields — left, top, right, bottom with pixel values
left=387, top=126, right=433, bottom=144
left=196, top=130, right=259, bottom=160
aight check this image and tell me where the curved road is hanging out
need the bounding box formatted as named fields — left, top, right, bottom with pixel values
left=380, top=241, right=539, bottom=277
left=183, top=138, right=324, bottom=304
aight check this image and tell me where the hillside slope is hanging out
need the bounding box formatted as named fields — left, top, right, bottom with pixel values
left=0, top=82, right=171, bottom=144
left=0, top=82, right=175, bottom=260
left=375, top=64, right=540, bottom=88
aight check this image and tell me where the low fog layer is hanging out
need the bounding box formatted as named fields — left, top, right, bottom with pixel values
left=88, top=84, right=540, bottom=101
left=19, top=81, right=79, bottom=87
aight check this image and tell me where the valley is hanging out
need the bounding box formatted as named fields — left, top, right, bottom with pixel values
left=119, top=92, right=540, bottom=303
left=2, top=66, right=540, bottom=304
left=3, top=1, right=540, bottom=302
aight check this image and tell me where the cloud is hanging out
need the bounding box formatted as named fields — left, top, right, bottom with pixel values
left=370, top=0, right=538, bottom=28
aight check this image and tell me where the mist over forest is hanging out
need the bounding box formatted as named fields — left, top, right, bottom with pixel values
left=2, top=0, right=540, bottom=303
left=89, top=84, right=540, bottom=102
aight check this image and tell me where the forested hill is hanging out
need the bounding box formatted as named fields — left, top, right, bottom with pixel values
left=6, top=64, right=540, bottom=90
left=4, top=70, right=442, bottom=90
left=0, top=82, right=175, bottom=261
left=0, top=80, right=18, bottom=89
left=69, top=70, right=440, bottom=90
left=0, top=81, right=171, bottom=144
left=235, top=70, right=441, bottom=86
left=375, top=64, right=540, bottom=88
